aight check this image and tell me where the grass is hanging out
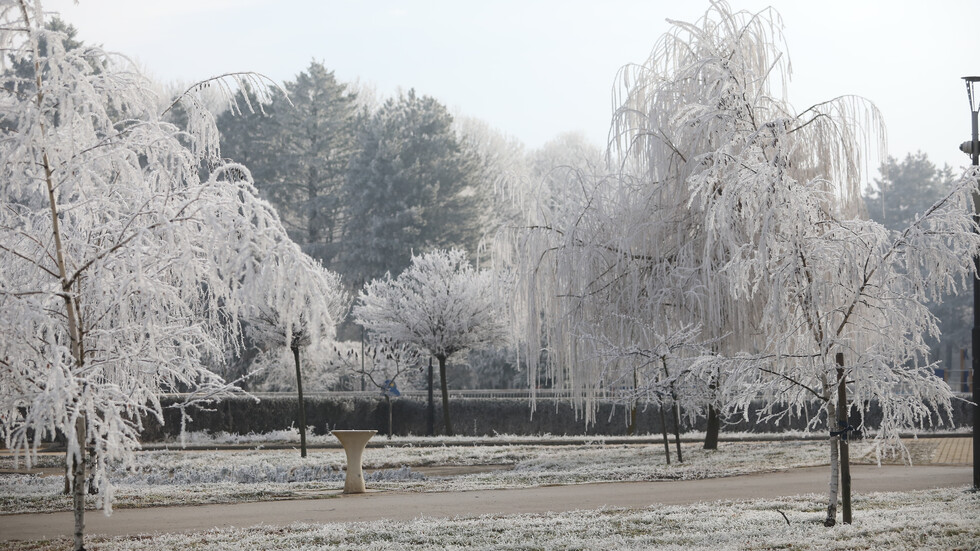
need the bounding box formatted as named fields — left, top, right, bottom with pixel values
left=2, top=487, right=976, bottom=550
left=1, top=438, right=840, bottom=514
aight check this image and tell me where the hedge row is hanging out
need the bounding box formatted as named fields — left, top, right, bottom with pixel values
left=138, top=395, right=974, bottom=440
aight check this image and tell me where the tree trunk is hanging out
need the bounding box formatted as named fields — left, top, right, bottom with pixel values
left=427, top=358, right=435, bottom=436
left=71, top=414, right=86, bottom=551
left=703, top=370, right=720, bottom=450
left=386, top=394, right=393, bottom=438
left=627, top=367, right=638, bottom=435
left=627, top=402, right=637, bottom=436
left=27, top=12, right=87, bottom=544
left=672, top=401, right=683, bottom=463
left=360, top=330, right=366, bottom=391
left=835, top=353, right=852, bottom=524
left=703, top=404, right=720, bottom=450
left=437, top=355, right=454, bottom=436
left=293, top=345, right=307, bottom=458
left=825, top=400, right=840, bottom=527
left=659, top=404, right=671, bottom=465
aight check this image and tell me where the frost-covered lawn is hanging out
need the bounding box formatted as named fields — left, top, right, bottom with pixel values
left=3, top=487, right=976, bottom=551
left=2, top=437, right=865, bottom=514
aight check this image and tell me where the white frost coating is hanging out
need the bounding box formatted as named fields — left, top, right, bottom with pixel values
left=240, top=242, right=348, bottom=391
left=0, top=0, right=336, bottom=528
left=354, top=248, right=509, bottom=434
left=355, top=249, right=508, bottom=361
left=498, top=0, right=977, bottom=521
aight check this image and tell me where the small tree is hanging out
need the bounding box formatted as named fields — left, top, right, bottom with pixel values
left=354, top=249, right=507, bottom=435
left=327, top=337, right=423, bottom=437
left=242, top=245, right=347, bottom=456
left=590, top=321, right=715, bottom=463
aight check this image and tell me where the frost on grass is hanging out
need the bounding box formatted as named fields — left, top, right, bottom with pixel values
left=1, top=440, right=836, bottom=513
left=5, top=487, right=976, bottom=551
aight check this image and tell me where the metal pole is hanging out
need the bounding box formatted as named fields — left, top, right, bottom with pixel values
left=966, top=76, right=980, bottom=491
left=427, top=357, right=435, bottom=436
left=970, top=101, right=979, bottom=491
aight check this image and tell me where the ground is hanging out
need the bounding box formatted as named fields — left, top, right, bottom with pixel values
left=0, top=432, right=975, bottom=550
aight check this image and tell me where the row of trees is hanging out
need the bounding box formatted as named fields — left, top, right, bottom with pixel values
left=212, top=60, right=613, bottom=393
left=0, top=5, right=509, bottom=549
left=216, top=64, right=486, bottom=286
left=501, top=2, right=979, bottom=527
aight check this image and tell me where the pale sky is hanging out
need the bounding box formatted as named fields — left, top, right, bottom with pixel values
left=45, top=0, right=980, bottom=185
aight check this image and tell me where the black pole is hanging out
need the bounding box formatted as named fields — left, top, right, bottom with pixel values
left=969, top=84, right=979, bottom=492
left=965, top=76, right=980, bottom=492
left=293, top=345, right=307, bottom=458
left=427, top=357, right=435, bottom=436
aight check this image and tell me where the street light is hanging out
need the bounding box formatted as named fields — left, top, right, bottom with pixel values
left=961, top=77, right=980, bottom=165
left=962, top=76, right=980, bottom=491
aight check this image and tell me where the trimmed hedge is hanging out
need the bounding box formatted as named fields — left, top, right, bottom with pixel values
left=138, top=395, right=974, bottom=440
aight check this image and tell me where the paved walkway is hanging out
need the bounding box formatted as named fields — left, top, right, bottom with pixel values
left=0, top=464, right=971, bottom=542
left=858, top=437, right=973, bottom=465
left=933, top=437, right=973, bottom=464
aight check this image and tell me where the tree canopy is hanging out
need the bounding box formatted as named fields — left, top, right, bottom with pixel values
left=354, top=249, right=507, bottom=434
left=340, top=90, right=485, bottom=285
left=217, top=61, right=360, bottom=268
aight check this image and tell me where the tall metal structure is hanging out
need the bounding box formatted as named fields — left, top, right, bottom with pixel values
left=960, top=76, right=980, bottom=490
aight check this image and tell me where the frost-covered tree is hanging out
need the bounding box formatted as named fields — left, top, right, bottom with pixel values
left=610, top=1, right=974, bottom=526
left=354, top=249, right=507, bottom=435
left=504, top=1, right=976, bottom=526
left=0, top=3, right=321, bottom=549
left=454, top=116, right=530, bottom=240
left=724, top=165, right=980, bottom=525
left=241, top=245, right=347, bottom=456
left=864, top=153, right=969, bottom=360
left=340, top=90, right=485, bottom=284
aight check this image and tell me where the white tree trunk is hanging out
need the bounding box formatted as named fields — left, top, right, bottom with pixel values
left=825, top=402, right=840, bottom=527
left=22, top=0, right=88, bottom=543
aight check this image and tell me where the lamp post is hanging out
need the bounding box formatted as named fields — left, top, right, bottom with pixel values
left=961, top=76, right=980, bottom=491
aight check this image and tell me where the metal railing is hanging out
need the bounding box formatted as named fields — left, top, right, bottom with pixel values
left=162, top=388, right=973, bottom=402
left=245, top=389, right=585, bottom=400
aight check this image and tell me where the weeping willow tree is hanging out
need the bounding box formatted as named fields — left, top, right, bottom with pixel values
left=504, top=2, right=856, bottom=439
left=504, top=1, right=977, bottom=525
left=607, top=0, right=893, bottom=450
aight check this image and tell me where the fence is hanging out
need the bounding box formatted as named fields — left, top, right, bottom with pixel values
left=140, top=392, right=974, bottom=441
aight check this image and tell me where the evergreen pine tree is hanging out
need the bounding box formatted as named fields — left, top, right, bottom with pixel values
left=341, top=89, right=484, bottom=284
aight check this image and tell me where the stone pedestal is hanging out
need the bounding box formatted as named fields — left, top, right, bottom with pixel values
left=331, top=430, right=376, bottom=494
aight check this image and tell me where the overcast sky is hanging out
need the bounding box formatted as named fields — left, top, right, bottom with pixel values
left=45, top=0, right=980, bottom=184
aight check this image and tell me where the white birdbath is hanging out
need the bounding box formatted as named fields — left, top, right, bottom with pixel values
left=331, top=430, right=376, bottom=494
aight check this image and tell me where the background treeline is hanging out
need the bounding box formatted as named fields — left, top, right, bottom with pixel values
left=212, top=60, right=602, bottom=390
left=215, top=60, right=968, bottom=392
left=215, top=61, right=602, bottom=287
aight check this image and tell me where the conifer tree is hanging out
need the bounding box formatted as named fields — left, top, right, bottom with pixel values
left=341, top=90, right=484, bottom=284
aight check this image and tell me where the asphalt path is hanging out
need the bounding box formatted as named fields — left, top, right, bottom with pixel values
left=0, top=465, right=971, bottom=542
